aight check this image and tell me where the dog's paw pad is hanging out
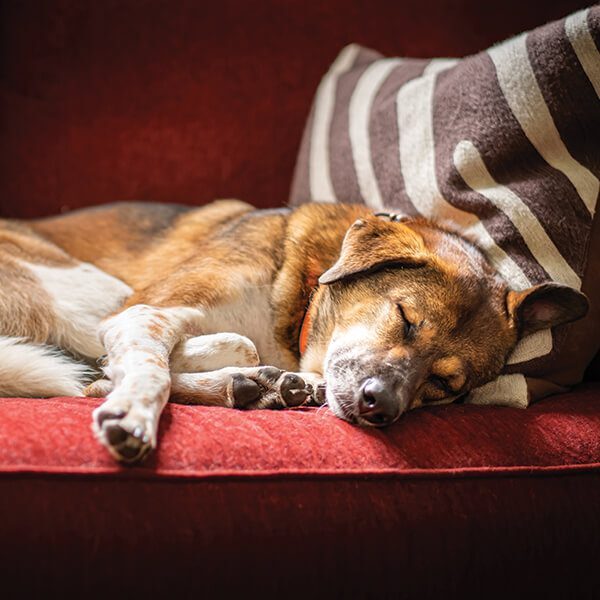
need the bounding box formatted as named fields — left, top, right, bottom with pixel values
left=104, top=422, right=129, bottom=445
left=102, top=422, right=152, bottom=463
left=280, top=373, right=309, bottom=407
left=230, top=374, right=262, bottom=408
left=228, top=367, right=318, bottom=410
left=315, top=383, right=327, bottom=405
left=117, top=435, right=151, bottom=462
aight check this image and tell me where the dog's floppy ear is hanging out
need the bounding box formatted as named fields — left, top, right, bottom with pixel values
left=319, top=216, right=428, bottom=285
left=507, top=282, right=589, bottom=338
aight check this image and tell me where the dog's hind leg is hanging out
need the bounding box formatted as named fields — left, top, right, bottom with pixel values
left=85, top=332, right=260, bottom=396
left=92, top=304, right=205, bottom=463
left=169, top=367, right=326, bottom=409
left=90, top=362, right=325, bottom=412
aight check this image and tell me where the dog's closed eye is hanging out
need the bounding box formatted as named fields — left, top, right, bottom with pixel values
left=428, top=375, right=453, bottom=395
left=396, top=303, right=415, bottom=340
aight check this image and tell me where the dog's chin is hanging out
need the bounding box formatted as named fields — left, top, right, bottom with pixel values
left=325, top=387, right=358, bottom=424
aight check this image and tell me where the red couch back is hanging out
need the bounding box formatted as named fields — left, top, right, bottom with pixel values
left=0, top=0, right=588, bottom=218
left=2, top=1, right=597, bottom=379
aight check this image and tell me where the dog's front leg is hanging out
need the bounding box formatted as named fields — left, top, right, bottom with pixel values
left=92, top=304, right=204, bottom=462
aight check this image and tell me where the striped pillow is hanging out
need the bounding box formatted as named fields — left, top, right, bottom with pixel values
left=290, top=7, right=600, bottom=408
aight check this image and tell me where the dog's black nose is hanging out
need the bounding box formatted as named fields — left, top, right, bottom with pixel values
left=359, top=378, right=397, bottom=426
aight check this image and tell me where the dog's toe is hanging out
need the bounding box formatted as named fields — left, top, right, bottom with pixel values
left=257, top=366, right=284, bottom=384
left=230, top=374, right=262, bottom=408
left=279, top=373, right=310, bottom=407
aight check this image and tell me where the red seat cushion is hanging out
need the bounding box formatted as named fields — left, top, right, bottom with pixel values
left=1, top=385, right=599, bottom=597
left=2, top=386, right=600, bottom=475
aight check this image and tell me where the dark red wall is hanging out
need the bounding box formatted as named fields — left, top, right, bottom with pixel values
left=0, top=0, right=589, bottom=217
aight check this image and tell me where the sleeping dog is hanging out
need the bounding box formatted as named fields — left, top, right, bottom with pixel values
left=0, top=200, right=588, bottom=462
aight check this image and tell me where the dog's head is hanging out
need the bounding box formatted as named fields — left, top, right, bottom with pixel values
left=307, top=215, right=588, bottom=426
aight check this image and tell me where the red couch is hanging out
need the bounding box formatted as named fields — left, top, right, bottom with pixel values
left=1, top=1, right=599, bottom=597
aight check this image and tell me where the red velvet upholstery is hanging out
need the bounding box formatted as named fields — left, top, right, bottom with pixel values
left=1, top=0, right=599, bottom=597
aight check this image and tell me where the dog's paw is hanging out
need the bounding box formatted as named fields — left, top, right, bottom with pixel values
left=228, top=367, right=323, bottom=409
left=92, top=402, right=155, bottom=464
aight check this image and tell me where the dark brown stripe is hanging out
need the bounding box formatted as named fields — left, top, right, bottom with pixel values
left=328, top=59, right=370, bottom=204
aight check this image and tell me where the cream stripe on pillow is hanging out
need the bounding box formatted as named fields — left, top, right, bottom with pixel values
left=468, top=374, right=530, bottom=408
left=396, top=65, right=532, bottom=290
left=396, top=61, right=551, bottom=389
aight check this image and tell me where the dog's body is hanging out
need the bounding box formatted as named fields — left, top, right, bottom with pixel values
left=0, top=200, right=588, bottom=461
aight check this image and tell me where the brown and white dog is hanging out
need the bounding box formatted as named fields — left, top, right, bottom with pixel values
left=0, top=200, right=589, bottom=462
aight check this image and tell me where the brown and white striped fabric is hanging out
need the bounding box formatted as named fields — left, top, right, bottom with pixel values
left=291, top=7, right=600, bottom=407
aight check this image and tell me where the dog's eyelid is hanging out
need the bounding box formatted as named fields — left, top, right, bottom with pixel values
left=395, top=302, right=415, bottom=338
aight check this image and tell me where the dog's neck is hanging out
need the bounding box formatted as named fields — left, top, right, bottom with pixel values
left=272, top=203, right=373, bottom=371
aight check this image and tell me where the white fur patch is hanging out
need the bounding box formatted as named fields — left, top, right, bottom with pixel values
left=200, top=286, right=295, bottom=370
left=0, top=336, right=91, bottom=397
left=171, top=333, right=259, bottom=372
left=27, top=262, right=133, bottom=358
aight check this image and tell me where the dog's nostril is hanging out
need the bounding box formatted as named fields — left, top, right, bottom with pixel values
left=363, top=389, right=377, bottom=408
left=359, top=378, right=396, bottom=425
